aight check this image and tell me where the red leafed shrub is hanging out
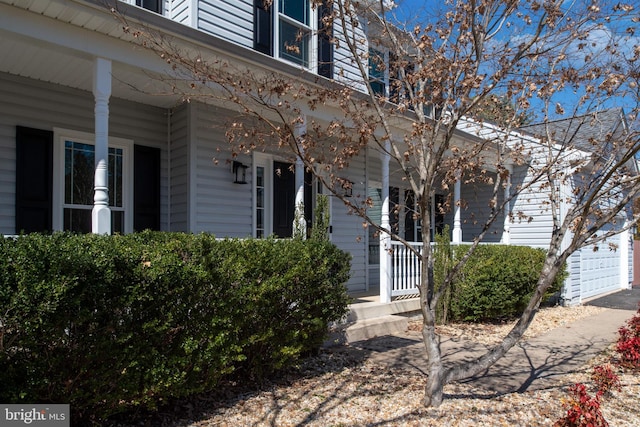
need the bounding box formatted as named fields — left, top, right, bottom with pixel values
left=591, top=365, right=621, bottom=395
left=616, top=304, right=640, bottom=369
left=553, top=383, right=608, bottom=427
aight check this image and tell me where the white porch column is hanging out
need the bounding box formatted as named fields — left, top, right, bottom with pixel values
left=380, top=142, right=392, bottom=303
left=452, top=172, right=462, bottom=244
left=294, top=119, right=306, bottom=238
left=92, top=57, right=112, bottom=235
left=501, top=164, right=513, bottom=244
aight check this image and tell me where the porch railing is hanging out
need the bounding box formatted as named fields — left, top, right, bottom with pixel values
left=389, top=241, right=423, bottom=297
left=387, top=240, right=502, bottom=298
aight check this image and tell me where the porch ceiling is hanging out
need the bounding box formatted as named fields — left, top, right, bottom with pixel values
left=0, top=0, right=182, bottom=108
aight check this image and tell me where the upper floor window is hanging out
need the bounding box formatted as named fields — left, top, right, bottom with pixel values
left=278, top=0, right=312, bottom=66
left=254, top=0, right=333, bottom=78
left=135, top=0, right=162, bottom=14
left=368, top=48, right=387, bottom=97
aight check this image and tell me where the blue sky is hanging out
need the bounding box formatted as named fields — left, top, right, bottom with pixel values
left=382, top=0, right=639, bottom=122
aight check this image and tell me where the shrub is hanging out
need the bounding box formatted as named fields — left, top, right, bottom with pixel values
left=591, top=365, right=621, bottom=395
left=447, top=245, right=566, bottom=322
left=0, top=232, right=351, bottom=422
left=554, top=383, right=608, bottom=427
left=615, top=303, right=640, bottom=369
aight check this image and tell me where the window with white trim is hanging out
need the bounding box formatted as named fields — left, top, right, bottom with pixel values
left=277, top=0, right=314, bottom=67
left=254, top=0, right=332, bottom=75
left=368, top=48, right=387, bottom=97
left=53, top=129, right=132, bottom=234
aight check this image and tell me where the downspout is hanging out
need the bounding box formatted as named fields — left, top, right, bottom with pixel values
left=166, top=108, right=172, bottom=231
left=620, top=219, right=631, bottom=290
left=364, top=145, right=369, bottom=290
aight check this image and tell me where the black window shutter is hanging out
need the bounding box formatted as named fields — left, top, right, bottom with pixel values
left=134, top=145, right=161, bottom=231
left=254, top=0, right=273, bottom=55
left=15, top=126, right=53, bottom=234
left=318, top=1, right=333, bottom=78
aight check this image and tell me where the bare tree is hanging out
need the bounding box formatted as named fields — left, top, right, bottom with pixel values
left=112, top=0, right=640, bottom=407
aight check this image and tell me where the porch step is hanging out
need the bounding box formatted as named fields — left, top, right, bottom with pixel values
left=347, top=298, right=421, bottom=322
left=324, top=298, right=422, bottom=346
left=344, top=314, right=409, bottom=343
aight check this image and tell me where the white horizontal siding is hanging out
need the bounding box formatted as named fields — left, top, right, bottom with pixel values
left=192, top=103, right=253, bottom=236
left=332, top=153, right=367, bottom=292
left=508, top=164, right=555, bottom=247
left=332, top=14, right=367, bottom=92
left=563, top=251, right=582, bottom=305
left=460, top=178, right=504, bottom=243
left=197, top=0, right=253, bottom=48
left=0, top=123, right=15, bottom=233
left=169, top=103, right=190, bottom=231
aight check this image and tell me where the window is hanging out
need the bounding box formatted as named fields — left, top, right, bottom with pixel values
left=135, top=0, right=162, bottom=14
left=63, top=141, right=124, bottom=233
left=254, top=0, right=332, bottom=76
left=278, top=0, right=312, bottom=67
left=255, top=163, right=267, bottom=238
left=53, top=129, right=132, bottom=234
left=368, top=48, right=387, bottom=97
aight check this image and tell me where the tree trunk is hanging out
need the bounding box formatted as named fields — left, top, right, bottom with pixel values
left=420, top=248, right=567, bottom=407
left=421, top=260, right=446, bottom=407
left=422, top=322, right=445, bottom=407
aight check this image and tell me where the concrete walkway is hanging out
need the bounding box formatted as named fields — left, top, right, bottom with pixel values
left=347, top=287, right=640, bottom=394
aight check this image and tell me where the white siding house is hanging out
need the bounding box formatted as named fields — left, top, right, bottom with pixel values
left=0, top=0, right=633, bottom=302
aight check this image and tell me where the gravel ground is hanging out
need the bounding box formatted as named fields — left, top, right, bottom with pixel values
left=140, top=306, right=640, bottom=426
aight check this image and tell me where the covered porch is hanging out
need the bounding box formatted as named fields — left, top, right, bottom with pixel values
left=363, top=146, right=514, bottom=304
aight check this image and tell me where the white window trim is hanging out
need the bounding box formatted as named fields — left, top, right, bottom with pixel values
left=273, top=0, right=318, bottom=71
left=253, top=152, right=273, bottom=238
left=52, top=128, right=134, bottom=233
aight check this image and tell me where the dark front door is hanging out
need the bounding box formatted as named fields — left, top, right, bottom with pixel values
left=273, top=161, right=295, bottom=237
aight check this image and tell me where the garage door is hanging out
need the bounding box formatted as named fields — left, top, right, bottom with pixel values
left=580, top=245, right=620, bottom=299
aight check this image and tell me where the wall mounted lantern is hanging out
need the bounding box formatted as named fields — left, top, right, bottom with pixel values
left=339, top=178, right=353, bottom=197
left=232, top=161, right=248, bottom=184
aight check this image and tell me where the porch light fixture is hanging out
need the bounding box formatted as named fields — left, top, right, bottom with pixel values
left=232, top=160, right=248, bottom=184
left=339, top=178, right=353, bottom=197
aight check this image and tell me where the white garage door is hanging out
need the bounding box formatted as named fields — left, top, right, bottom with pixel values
left=580, top=245, right=620, bottom=299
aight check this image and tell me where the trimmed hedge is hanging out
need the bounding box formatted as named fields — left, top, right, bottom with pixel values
left=0, top=232, right=351, bottom=422
left=447, top=244, right=567, bottom=322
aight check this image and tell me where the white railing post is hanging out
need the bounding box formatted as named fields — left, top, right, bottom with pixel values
left=92, top=57, right=111, bottom=235
left=294, top=118, right=306, bottom=239
left=452, top=173, right=462, bottom=244
left=380, top=142, right=392, bottom=303
left=501, top=163, right=512, bottom=244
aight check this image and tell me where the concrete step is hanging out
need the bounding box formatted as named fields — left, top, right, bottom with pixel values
left=347, top=298, right=421, bottom=322
left=324, top=298, right=421, bottom=346
left=344, top=314, right=409, bottom=343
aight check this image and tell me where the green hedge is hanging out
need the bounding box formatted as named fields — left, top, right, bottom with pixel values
left=446, top=244, right=567, bottom=322
left=0, top=232, right=351, bottom=422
